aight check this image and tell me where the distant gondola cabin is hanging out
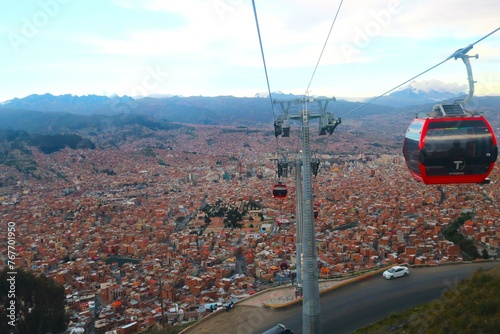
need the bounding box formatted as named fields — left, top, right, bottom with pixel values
left=272, top=183, right=287, bottom=198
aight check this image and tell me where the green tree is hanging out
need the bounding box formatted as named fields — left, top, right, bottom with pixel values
left=459, top=239, right=480, bottom=259
left=0, top=268, right=67, bottom=334
left=229, top=215, right=238, bottom=228
left=481, top=249, right=489, bottom=259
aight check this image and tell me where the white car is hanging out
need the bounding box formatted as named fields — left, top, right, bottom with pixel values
left=383, top=265, right=409, bottom=279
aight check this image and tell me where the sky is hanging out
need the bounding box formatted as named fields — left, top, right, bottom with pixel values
left=1, top=0, right=500, bottom=103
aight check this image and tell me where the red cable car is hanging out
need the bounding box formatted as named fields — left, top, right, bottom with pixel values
left=403, top=49, right=498, bottom=185
left=272, top=183, right=287, bottom=198
left=403, top=105, right=498, bottom=184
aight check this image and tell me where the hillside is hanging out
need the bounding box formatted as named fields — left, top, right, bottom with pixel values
left=355, top=265, right=500, bottom=334
left=0, top=93, right=498, bottom=181
left=0, top=93, right=395, bottom=127
left=0, top=109, right=182, bottom=134
left=1, top=94, right=499, bottom=150
left=1, top=93, right=134, bottom=114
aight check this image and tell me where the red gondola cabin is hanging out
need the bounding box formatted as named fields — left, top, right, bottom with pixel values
left=403, top=107, right=498, bottom=184
left=272, top=183, right=287, bottom=198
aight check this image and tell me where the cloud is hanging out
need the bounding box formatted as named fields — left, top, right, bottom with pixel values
left=81, top=29, right=209, bottom=56
left=81, top=0, right=500, bottom=69
left=84, top=1, right=256, bottom=59
left=2, top=0, right=498, bottom=100
left=408, top=79, right=467, bottom=93
left=110, top=0, right=139, bottom=9
left=389, top=0, right=500, bottom=39
left=323, top=0, right=500, bottom=41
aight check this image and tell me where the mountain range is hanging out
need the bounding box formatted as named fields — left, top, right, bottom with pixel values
left=0, top=89, right=498, bottom=135
left=1, top=94, right=134, bottom=115
left=373, top=86, right=469, bottom=108
left=0, top=93, right=391, bottom=131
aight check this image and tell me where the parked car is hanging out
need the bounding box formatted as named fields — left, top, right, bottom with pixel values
left=383, top=265, right=409, bottom=279
left=261, top=323, right=294, bottom=334
left=223, top=301, right=234, bottom=311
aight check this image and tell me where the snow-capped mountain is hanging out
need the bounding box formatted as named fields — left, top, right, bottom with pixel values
left=374, top=81, right=467, bottom=107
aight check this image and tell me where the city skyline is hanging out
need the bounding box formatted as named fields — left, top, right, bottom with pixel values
left=1, top=0, right=500, bottom=103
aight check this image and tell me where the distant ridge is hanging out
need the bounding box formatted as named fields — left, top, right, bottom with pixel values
left=0, top=86, right=468, bottom=115
left=254, top=91, right=300, bottom=99
left=1, top=92, right=498, bottom=131
left=1, top=93, right=134, bottom=115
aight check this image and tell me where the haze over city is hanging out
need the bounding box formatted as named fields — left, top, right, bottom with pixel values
left=1, top=0, right=500, bottom=102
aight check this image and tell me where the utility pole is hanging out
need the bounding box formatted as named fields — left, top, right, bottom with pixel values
left=274, top=96, right=339, bottom=334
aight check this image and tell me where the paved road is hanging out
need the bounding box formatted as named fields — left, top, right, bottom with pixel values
left=288, top=262, right=500, bottom=333
left=182, top=261, right=499, bottom=334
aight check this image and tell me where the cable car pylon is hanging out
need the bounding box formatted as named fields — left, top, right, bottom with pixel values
left=274, top=96, right=339, bottom=334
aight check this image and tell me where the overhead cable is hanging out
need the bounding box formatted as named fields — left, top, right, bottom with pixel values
left=304, top=0, right=344, bottom=97
left=340, top=26, right=500, bottom=118
left=251, top=0, right=276, bottom=120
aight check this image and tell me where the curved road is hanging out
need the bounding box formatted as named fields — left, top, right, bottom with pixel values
left=189, top=261, right=499, bottom=334
left=258, top=262, right=499, bottom=334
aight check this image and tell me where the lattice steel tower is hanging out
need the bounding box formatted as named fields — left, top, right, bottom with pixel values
left=274, top=96, right=340, bottom=334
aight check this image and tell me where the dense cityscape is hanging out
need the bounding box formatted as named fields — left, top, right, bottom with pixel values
left=1, top=1, right=499, bottom=333
left=1, top=123, right=498, bottom=333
